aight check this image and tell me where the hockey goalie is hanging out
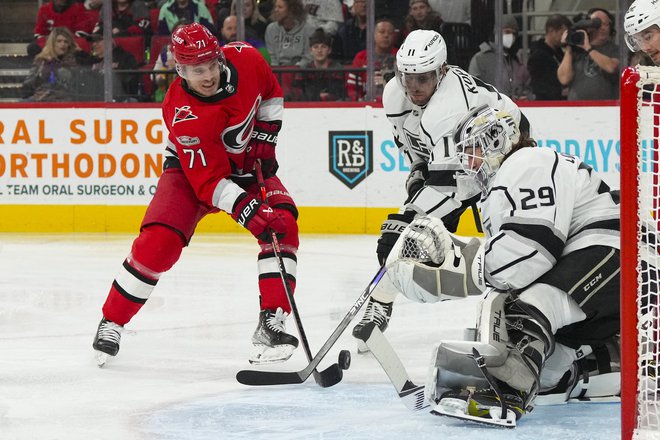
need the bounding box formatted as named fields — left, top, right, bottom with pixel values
left=381, top=104, right=622, bottom=427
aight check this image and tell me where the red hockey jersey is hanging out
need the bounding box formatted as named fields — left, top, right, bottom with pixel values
left=162, top=43, right=284, bottom=213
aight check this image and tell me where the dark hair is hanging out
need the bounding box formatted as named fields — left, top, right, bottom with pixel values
left=309, top=28, right=332, bottom=47
left=273, top=0, right=306, bottom=24
left=587, top=7, right=616, bottom=36
left=545, top=14, right=571, bottom=33
left=506, top=134, right=537, bottom=160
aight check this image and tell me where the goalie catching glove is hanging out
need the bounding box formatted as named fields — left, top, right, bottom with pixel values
left=243, top=121, right=280, bottom=175
left=385, top=216, right=486, bottom=303
left=231, top=193, right=287, bottom=241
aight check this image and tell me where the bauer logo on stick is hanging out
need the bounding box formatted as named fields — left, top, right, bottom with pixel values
left=328, top=131, right=373, bottom=189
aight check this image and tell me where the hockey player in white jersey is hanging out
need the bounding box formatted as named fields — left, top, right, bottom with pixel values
left=385, top=104, right=621, bottom=427
left=624, top=0, right=660, bottom=65
left=352, top=29, right=530, bottom=349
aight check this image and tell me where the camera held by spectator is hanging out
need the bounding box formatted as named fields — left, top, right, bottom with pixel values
left=567, top=17, right=601, bottom=47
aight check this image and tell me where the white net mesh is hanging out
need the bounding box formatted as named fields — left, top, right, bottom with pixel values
left=396, top=217, right=448, bottom=265
left=633, top=65, right=660, bottom=439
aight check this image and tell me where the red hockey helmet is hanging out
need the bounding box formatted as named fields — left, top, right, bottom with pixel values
left=171, top=22, right=224, bottom=66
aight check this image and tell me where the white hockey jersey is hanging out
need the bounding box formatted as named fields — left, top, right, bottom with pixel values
left=383, top=66, right=524, bottom=219
left=481, top=147, right=620, bottom=291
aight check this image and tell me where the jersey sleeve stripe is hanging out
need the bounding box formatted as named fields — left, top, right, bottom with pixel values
left=500, top=222, right=565, bottom=261
left=487, top=249, right=539, bottom=277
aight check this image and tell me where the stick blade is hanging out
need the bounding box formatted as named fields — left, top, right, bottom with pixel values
left=235, top=369, right=305, bottom=386
left=314, top=364, right=343, bottom=388
left=399, top=383, right=429, bottom=411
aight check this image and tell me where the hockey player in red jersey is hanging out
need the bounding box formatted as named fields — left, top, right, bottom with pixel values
left=92, top=22, right=300, bottom=366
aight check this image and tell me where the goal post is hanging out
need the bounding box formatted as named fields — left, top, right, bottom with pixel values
left=620, top=65, right=660, bottom=440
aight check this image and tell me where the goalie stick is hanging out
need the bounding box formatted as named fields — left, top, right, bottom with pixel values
left=354, top=322, right=429, bottom=411
left=236, top=265, right=388, bottom=386
left=252, top=161, right=339, bottom=387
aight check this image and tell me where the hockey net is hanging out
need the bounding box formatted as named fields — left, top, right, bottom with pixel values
left=620, top=65, right=660, bottom=440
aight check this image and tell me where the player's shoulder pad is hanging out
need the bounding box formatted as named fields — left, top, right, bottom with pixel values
left=221, top=41, right=260, bottom=60
left=383, top=79, right=411, bottom=115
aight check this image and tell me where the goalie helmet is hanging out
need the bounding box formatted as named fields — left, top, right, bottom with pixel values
left=624, top=0, right=660, bottom=51
left=171, top=22, right=226, bottom=77
left=453, top=104, right=520, bottom=193
left=395, top=30, right=447, bottom=103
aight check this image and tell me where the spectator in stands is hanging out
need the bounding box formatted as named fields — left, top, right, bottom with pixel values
left=265, top=0, right=315, bottom=66
left=333, top=0, right=366, bottom=64
left=302, top=0, right=344, bottom=36
left=214, top=0, right=232, bottom=29
left=557, top=8, right=620, bottom=100
left=527, top=14, right=571, bottom=101
left=293, top=28, right=345, bottom=101
left=78, top=26, right=141, bottom=101
left=158, top=0, right=216, bottom=35
left=402, top=0, right=442, bottom=39
left=219, top=14, right=271, bottom=61
left=468, top=14, right=532, bottom=100
left=95, top=0, right=152, bottom=37
left=22, top=27, right=86, bottom=102
left=230, top=0, right=269, bottom=41
left=152, top=20, right=187, bottom=102
left=375, top=0, right=408, bottom=31
left=29, top=0, right=97, bottom=58
left=346, top=18, right=397, bottom=101
left=428, top=0, right=470, bottom=24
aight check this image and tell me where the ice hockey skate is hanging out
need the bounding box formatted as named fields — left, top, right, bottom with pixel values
left=351, top=297, right=393, bottom=354
left=92, top=317, right=123, bottom=367
left=431, top=384, right=527, bottom=428
left=249, top=307, right=299, bottom=365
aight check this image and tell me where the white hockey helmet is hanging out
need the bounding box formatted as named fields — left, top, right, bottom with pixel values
left=624, top=0, right=660, bottom=51
left=453, top=104, right=520, bottom=192
left=396, top=30, right=447, bottom=103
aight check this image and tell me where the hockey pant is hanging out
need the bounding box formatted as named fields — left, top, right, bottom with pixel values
left=101, top=167, right=299, bottom=326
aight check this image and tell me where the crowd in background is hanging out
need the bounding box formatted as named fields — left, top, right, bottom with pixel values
left=21, top=0, right=641, bottom=103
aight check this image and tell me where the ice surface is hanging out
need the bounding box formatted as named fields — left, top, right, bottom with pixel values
left=0, top=234, right=620, bottom=439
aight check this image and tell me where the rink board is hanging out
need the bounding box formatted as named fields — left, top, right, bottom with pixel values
left=0, top=102, right=620, bottom=234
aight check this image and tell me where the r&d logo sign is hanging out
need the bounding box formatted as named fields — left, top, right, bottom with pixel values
left=328, top=131, right=373, bottom=189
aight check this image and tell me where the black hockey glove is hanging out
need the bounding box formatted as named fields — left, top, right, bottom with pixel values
left=405, top=160, right=429, bottom=203
left=376, top=210, right=416, bottom=265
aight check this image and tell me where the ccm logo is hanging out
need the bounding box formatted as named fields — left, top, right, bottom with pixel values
left=583, top=273, right=603, bottom=292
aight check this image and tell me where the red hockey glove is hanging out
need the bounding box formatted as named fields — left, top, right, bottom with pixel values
left=244, top=121, right=280, bottom=174
left=231, top=194, right=287, bottom=241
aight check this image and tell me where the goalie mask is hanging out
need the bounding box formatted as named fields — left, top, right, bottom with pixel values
left=453, top=104, right=520, bottom=193
left=395, top=30, right=447, bottom=106
left=624, top=0, right=660, bottom=51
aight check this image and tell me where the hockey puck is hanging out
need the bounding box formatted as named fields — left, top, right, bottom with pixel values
left=338, top=350, right=351, bottom=370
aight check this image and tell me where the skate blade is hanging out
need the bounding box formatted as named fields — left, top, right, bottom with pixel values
left=249, top=344, right=295, bottom=365
left=356, top=339, right=370, bottom=354
left=95, top=351, right=111, bottom=368
left=431, top=400, right=517, bottom=428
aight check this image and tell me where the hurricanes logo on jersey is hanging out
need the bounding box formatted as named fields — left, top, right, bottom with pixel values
left=222, top=96, right=261, bottom=153
left=172, top=106, right=198, bottom=125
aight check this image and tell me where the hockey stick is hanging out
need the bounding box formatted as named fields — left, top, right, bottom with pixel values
left=354, top=322, right=429, bottom=411
left=252, top=161, right=340, bottom=388
left=236, top=264, right=388, bottom=386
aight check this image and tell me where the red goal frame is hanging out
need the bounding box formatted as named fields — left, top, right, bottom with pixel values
left=620, top=65, right=640, bottom=440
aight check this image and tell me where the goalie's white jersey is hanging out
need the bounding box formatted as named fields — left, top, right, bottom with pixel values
left=383, top=66, right=523, bottom=217
left=481, top=147, right=620, bottom=291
